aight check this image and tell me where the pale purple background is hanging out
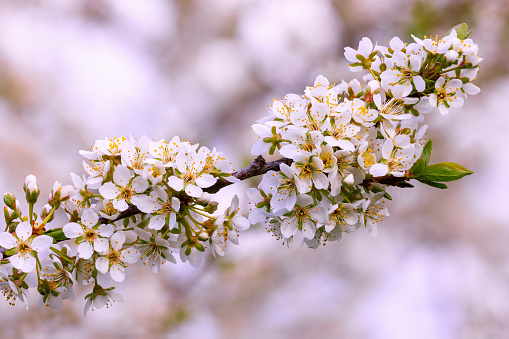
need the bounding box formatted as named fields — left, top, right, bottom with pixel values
left=0, top=0, right=508, bottom=337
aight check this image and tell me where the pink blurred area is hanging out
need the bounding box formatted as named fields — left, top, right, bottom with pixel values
left=1, top=0, right=509, bottom=337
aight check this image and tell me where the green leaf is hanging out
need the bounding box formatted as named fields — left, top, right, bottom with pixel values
left=395, top=181, right=414, bottom=188
left=409, top=158, right=426, bottom=176
left=418, top=162, right=473, bottom=182
left=43, top=228, right=67, bottom=241
left=416, top=179, right=448, bottom=189
left=447, top=23, right=472, bottom=40
left=421, top=139, right=432, bottom=165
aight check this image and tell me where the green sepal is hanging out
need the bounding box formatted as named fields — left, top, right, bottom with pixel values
left=170, top=228, right=181, bottom=234
left=4, top=249, right=16, bottom=256
left=418, top=162, right=473, bottom=182
left=195, top=242, right=205, bottom=252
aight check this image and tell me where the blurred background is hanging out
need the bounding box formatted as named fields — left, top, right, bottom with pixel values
left=0, top=0, right=508, bottom=337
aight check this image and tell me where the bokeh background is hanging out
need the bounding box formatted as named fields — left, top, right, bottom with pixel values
left=0, top=0, right=508, bottom=337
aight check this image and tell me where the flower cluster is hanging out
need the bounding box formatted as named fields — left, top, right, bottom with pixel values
left=249, top=26, right=481, bottom=248
left=0, top=136, right=248, bottom=314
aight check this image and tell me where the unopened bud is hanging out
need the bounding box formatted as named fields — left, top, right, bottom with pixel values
left=197, top=232, right=209, bottom=241
left=37, top=279, right=52, bottom=296
left=344, top=174, right=355, bottom=185
left=49, top=181, right=74, bottom=207
left=23, top=174, right=40, bottom=204
left=194, top=242, right=206, bottom=252
left=444, top=50, right=459, bottom=62
left=203, top=201, right=219, bottom=214
left=40, top=204, right=54, bottom=222
left=4, top=206, right=18, bottom=224
left=3, top=192, right=17, bottom=210
left=197, top=192, right=212, bottom=205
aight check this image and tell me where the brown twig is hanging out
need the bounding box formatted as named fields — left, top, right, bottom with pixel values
left=99, top=156, right=412, bottom=224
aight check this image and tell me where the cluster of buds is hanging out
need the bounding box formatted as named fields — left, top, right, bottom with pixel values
left=0, top=24, right=480, bottom=314
left=249, top=24, right=480, bottom=248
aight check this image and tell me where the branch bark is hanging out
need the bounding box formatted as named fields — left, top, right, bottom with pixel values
left=99, top=155, right=412, bottom=224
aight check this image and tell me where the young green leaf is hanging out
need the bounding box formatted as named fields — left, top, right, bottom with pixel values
left=43, top=228, right=67, bottom=241
left=447, top=23, right=472, bottom=40
left=421, top=139, right=432, bottom=166
left=409, top=158, right=425, bottom=176
left=418, top=162, right=473, bottom=182
left=416, top=179, right=448, bottom=189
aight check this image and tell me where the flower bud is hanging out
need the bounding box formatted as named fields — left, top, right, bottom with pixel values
left=23, top=174, right=40, bottom=204
left=3, top=192, right=17, bottom=210
left=203, top=201, right=219, bottom=214
left=197, top=192, right=212, bottom=205
left=49, top=181, right=74, bottom=207
left=444, top=50, right=459, bottom=62
left=40, top=204, right=54, bottom=223
left=197, top=232, right=209, bottom=241
left=4, top=206, right=18, bottom=224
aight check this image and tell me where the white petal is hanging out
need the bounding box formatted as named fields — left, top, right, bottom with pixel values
left=148, top=216, right=165, bottom=230
left=78, top=242, right=93, bottom=259
left=93, top=238, right=109, bottom=253
left=10, top=253, right=25, bottom=270
left=196, top=174, right=217, bottom=188
left=188, top=249, right=204, bottom=268
left=233, top=216, right=250, bottom=231
left=20, top=254, right=36, bottom=273
left=168, top=176, right=184, bottom=191
left=114, top=199, right=129, bottom=212
left=63, top=223, right=84, bottom=239
left=301, top=219, right=316, bottom=240
left=132, top=177, right=149, bottom=193
left=369, top=163, right=389, bottom=177
left=110, top=264, right=125, bottom=282
left=16, top=222, right=32, bottom=241
left=131, top=195, right=158, bottom=214
left=113, top=165, right=132, bottom=187
left=98, top=224, right=114, bottom=238
left=120, top=248, right=140, bottom=264
left=251, top=140, right=271, bottom=156
left=280, top=218, right=297, bottom=239
left=185, top=184, right=202, bottom=198
left=95, top=257, right=110, bottom=273
left=31, top=236, right=53, bottom=252
left=412, top=76, right=425, bottom=92
left=99, top=183, right=120, bottom=200
left=0, top=232, right=17, bottom=249
left=110, top=232, right=126, bottom=251
left=463, top=83, right=480, bottom=95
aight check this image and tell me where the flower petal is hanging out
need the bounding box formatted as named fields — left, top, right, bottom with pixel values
left=31, top=235, right=53, bottom=252
left=16, top=222, right=32, bottom=241
left=63, top=223, right=84, bottom=239
left=99, top=183, right=120, bottom=200
left=0, top=232, right=17, bottom=249
left=95, top=257, right=110, bottom=274
left=110, top=264, right=125, bottom=282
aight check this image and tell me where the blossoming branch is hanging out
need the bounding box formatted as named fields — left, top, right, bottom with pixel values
left=0, top=24, right=481, bottom=315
